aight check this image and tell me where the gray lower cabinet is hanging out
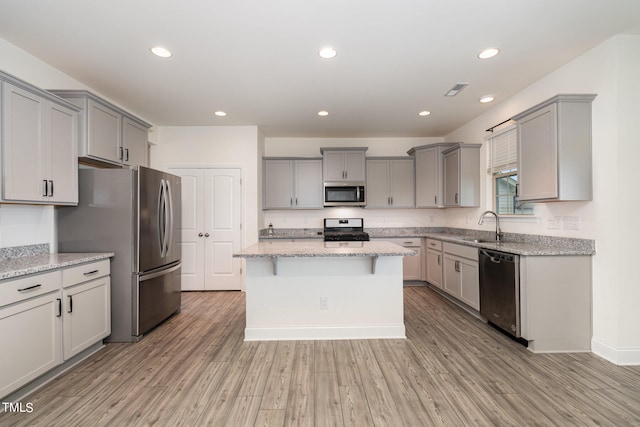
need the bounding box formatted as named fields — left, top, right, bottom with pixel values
left=425, top=238, right=443, bottom=288
left=373, top=238, right=422, bottom=280
left=263, top=158, right=323, bottom=209
left=513, top=94, right=596, bottom=202
left=0, top=260, right=110, bottom=400
left=1, top=75, right=79, bottom=205
left=442, top=242, right=479, bottom=310
left=49, top=90, right=150, bottom=168
left=366, top=158, right=415, bottom=208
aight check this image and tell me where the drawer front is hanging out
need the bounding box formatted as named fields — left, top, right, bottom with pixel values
left=426, top=239, right=442, bottom=251
left=385, top=237, right=422, bottom=247
left=62, top=259, right=110, bottom=288
left=443, top=242, right=479, bottom=261
left=0, top=270, right=61, bottom=307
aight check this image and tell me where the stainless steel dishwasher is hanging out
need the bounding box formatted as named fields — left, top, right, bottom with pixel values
left=479, top=249, right=521, bottom=338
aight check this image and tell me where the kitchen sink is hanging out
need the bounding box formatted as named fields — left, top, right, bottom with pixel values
left=460, top=237, right=517, bottom=244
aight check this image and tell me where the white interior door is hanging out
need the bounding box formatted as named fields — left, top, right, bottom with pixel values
left=204, top=169, right=242, bottom=290
left=169, top=167, right=242, bottom=291
left=170, top=169, right=205, bottom=291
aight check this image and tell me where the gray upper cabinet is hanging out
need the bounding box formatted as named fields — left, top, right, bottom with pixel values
left=1, top=73, right=79, bottom=205
left=442, top=143, right=481, bottom=207
left=320, top=147, right=367, bottom=182
left=49, top=90, right=150, bottom=168
left=408, top=143, right=455, bottom=208
left=513, top=94, right=596, bottom=202
left=366, top=158, right=415, bottom=208
left=263, top=158, right=323, bottom=209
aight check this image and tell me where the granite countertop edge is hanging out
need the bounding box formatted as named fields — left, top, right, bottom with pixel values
left=257, top=227, right=595, bottom=256
left=235, top=241, right=416, bottom=258
left=0, top=252, right=114, bottom=281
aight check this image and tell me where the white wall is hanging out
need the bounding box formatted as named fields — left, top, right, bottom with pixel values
left=446, top=35, right=640, bottom=363
left=149, top=126, right=262, bottom=246
left=263, top=137, right=448, bottom=230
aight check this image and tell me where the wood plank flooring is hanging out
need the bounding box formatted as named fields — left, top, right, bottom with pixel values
left=2, top=285, right=640, bottom=426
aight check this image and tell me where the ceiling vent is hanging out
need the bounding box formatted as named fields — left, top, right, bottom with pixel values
left=444, top=82, right=469, bottom=97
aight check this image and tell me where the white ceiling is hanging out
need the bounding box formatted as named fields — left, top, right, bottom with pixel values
left=1, top=0, right=639, bottom=138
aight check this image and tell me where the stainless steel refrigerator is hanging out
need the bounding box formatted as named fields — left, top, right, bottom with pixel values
left=57, top=166, right=181, bottom=342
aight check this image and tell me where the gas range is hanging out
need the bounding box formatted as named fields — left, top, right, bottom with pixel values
left=323, top=218, right=370, bottom=242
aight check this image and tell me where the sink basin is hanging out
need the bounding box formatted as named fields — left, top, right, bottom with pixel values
left=460, top=238, right=516, bottom=244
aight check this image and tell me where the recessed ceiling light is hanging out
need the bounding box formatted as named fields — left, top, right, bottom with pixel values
left=318, top=47, right=337, bottom=59
left=418, top=111, right=431, bottom=117
left=478, top=48, right=499, bottom=59
left=480, top=95, right=495, bottom=103
left=214, top=111, right=227, bottom=117
left=318, top=110, right=329, bottom=116
left=150, top=46, right=172, bottom=58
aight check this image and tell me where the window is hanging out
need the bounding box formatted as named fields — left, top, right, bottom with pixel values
left=487, top=125, right=533, bottom=215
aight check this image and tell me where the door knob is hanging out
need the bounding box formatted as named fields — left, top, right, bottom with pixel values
left=198, top=233, right=203, bottom=237
left=205, top=233, right=210, bottom=237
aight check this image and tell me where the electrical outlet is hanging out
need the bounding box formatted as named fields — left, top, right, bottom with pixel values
left=547, top=215, right=562, bottom=229
left=563, top=216, right=580, bottom=230
left=320, top=297, right=329, bottom=310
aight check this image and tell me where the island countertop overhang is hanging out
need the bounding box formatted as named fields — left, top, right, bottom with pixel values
left=234, top=240, right=417, bottom=258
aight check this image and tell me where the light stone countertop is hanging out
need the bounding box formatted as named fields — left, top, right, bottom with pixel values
left=234, top=240, right=417, bottom=258
left=0, top=252, right=114, bottom=281
left=258, top=227, right=595, bottom=256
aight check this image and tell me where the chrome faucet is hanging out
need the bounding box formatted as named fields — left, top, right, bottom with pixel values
left=478, top=210, right=503, bottom=242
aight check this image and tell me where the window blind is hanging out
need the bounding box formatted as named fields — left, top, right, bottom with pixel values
left=487, top=125, right=517, bottom=174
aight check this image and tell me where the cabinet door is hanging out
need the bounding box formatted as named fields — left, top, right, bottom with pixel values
left=390, top=159, right=414, bottom=207
left=122, top=117, right=148, bottom=167
left=415, top=147, right=439, bottom=207
left=426, top=248, right=443, bottom=288
left=344, top=151, right=366, bottom=181
left=0, top=291, right=62, bottom=398
left=366, top=160, right=391, bottom=207
left=442, top=254, right=461, bottom=298
left=46, top=102, right=78, bottom=204
left=63, top=276, right=111, bottom=359
left=294, top=160, right=323, bottom=208
left=2, top=83, right=45, bottom=202
left=443, top=150, right=460, bottom=207
left=517, top=104, right=558, bottom=200
left=459, top=258, right=479, bottom=310
left=264, top=160, right=294, bottom=208
left=323, top=151, right=346, bottom=181
left=87, top=99, right=122, bottom=163
left=403, top=246, right=421, bottom=280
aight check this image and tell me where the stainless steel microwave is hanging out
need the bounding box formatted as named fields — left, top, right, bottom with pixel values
left=324, top=182, right=366, bottom=207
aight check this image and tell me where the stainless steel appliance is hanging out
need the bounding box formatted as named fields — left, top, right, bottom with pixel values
left=324, top=182, right=366, bottom=207
left=57, top=166, right=181, bottom=342
left=323, top=218, right=370, bottom=241
left=479, top=249, right=521, bottom=338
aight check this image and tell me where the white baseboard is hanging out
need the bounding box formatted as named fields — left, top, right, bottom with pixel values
left=592, top=338, right=640, bottom=365
left=244, top=325, right=406, bottom=341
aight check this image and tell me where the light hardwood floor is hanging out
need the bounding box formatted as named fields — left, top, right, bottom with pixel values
left=2, top=285, right=640, bottom=426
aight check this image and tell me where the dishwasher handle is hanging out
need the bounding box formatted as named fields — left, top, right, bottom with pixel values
left=480, top=249, right=517, bottom=264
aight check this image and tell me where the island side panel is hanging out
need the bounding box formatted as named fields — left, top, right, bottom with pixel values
left=244, top=256, right=405, bottom=341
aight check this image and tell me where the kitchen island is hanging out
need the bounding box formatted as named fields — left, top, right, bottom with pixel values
left=234, top=240, right=416, bottom=341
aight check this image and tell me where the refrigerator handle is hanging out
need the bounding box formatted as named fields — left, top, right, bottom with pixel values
left=166, top=179, right=174, bottom=258
left=158, top=180, right=166, bottom=258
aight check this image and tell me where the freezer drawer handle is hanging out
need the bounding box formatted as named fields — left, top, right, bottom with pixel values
left=139, top=263, right=181, bottom=282
left=18, top=284, right=42, bottom=292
